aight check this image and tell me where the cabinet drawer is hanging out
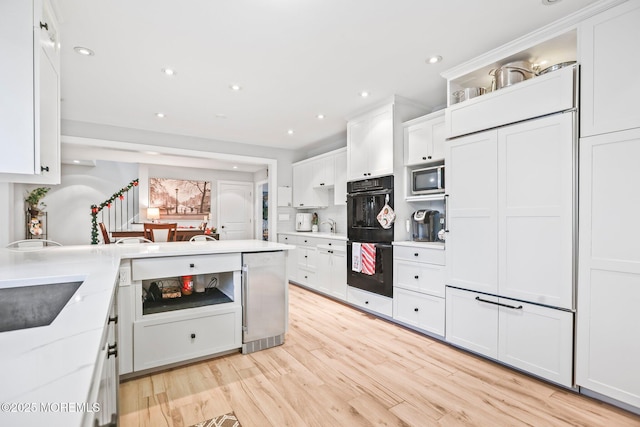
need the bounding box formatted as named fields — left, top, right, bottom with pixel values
left=298, top=268, right=317, bottom=288
left=394, top=246, right=445, bottom=265
left=132, top=253, right=241, bottom=281
left=297, top=235, right=323, bottom=247
left=446, top=65, right=575, bottom=138
left=394, top=260, right=445, bottom=297
left=278, top=234, right=298, bottom=245
left=133, top=306, right=241, bottom=371
left=393, top=288, right=445, bottom=336
left=347, top=286, right=392, bottom=317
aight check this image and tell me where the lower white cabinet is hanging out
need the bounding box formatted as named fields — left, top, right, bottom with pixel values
left=133, top=307, right=241, bottom=372
left=446, top=286, right=573, bottom=387
left=393, top=244, right=446, bottom=336
left=347, top=286, right=392, bottom=317
left=317, top=243, right=347, bottom=300
left=277, top=234, right=298, bottom=282
left=394, top=288, right=445, bottom=336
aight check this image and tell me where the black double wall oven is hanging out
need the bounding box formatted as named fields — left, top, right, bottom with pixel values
left=346, top=175, right=394, bottom=298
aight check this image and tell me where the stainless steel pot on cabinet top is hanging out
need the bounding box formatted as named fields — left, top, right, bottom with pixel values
left=452, top=87, right=486, bottom=104
left=490, top=60, right=535, bottom=90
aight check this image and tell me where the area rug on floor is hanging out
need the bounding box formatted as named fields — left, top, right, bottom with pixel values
left=189, top=412, right=241, bottom=427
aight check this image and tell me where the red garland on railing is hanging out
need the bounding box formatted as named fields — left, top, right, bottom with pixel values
left=90, top=179, right=139, bottom=244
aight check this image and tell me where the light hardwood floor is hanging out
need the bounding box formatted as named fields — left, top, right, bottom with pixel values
left=120, top=284, right=640, bottom=427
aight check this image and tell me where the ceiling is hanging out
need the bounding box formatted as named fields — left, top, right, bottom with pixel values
left=53, top=0, right=598, bottom=154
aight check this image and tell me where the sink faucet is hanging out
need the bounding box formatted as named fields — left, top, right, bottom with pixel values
left=321, top=218, right=336, bottom=234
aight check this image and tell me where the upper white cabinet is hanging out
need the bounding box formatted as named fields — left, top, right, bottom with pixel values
left=347, top=104, right=393, bottom=180
left=580, top=0, right=640, bottom=137
left=403, top=110, right=446, bottom=165
left=576, top=127, right=640, bottom=408
left=292, top=148, right=346, bottom=208
left=347, top=96, right=427, bottom=181
left=446, top=112, right=575, bottom=309
left=0, top=0, right=60, bottom=184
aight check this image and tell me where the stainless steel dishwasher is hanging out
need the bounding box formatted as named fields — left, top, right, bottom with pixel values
left=241, top=251, right=287, bottom=354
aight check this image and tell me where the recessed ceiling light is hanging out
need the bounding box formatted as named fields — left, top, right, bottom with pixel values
left=232, top=166, right=238, bottom=169
left=427, top=55, right=443, bottom=64
left=542, top=0, right=562, bottom=4
left=73, top=160, right=80, bottom=164
left=317, top=114, right=325, bottom=120
left=360, top=91, right=369, bottom=98
left=230, top=84, right=242, bottom=91
left=73, top=46, right=94, bottom=56
left=161, top=68, right=176, bottom=76
left=215, top=114, right=227, bottom=119
left=155, top=112, right=165, bottom=118
left=287, top=129, right=294, bottom=135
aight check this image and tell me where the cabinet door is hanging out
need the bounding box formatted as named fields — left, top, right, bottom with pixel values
left=0, top=0, right=35, bottom=175
left=394, top=287, right=445, bottom=336
left=334, top=150, right=347, bottom=205
left=347, top=116, right=370, bottom=180
left=366, top=105, right=394, bottom=178
left=312, top=156, right=335, bottom=188
left=445, top=286, right=498, bottom=358
left=277, top=235, right=297, bottom=282
left=576, top=129, right=640, bottom=407
left=580, top=1, right=640, bottom=137
left=316, top=249, right=331, bottom=294
left=293, top=162, right=328, bottom=208
left=395, top=260, right=445, bottom=298
left=498, top=299, right=573, bottom=387
left=330, top=250, right=347, bottom=300
left=405, top=114, right=445, bottom=165
left=446, top=131, right=498, bottom=294
left=498, top=113, right=574, bottom=309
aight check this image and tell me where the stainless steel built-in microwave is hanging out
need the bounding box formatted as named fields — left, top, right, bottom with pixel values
left=411, top=165, right=444, bottom=195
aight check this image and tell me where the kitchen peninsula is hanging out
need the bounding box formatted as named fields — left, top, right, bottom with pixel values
left=0, top=240, right=292, bottom=427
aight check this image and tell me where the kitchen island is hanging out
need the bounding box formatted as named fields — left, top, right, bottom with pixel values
left=0, top=240, right=292, bottom=427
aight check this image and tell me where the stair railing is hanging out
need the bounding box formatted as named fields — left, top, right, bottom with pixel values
left=90, top=179, right=139, bottom=244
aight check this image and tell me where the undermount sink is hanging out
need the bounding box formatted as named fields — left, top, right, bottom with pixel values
left=0, top=281, right=82, bottom=333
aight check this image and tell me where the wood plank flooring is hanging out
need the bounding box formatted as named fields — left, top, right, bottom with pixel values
left=120, top=284, right=640, bottom=426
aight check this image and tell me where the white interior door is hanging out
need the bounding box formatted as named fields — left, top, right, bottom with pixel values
left=218, top=181, right=253, bottom=240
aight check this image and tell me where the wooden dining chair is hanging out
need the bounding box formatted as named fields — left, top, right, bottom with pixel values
left=143, top=223, right=178, bottom=242
left=98, top=222, right=111, bottom=244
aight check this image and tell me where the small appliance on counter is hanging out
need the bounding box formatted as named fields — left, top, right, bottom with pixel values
left=411, top=210, right=442, bottom=242
left=295, top=213, right=313, bottom=231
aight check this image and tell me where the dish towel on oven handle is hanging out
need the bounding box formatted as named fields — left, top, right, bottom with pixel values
left=351, top=242, right=362, bottom=272
left=377, top=196, right=395, bottom=229
left=361, top=243, right=376, bottom=275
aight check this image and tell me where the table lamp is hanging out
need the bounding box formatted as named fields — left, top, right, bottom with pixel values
left=147, top=207, right=160, bottom=223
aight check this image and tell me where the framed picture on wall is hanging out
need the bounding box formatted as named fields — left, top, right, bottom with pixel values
left=149, top=178, right=211, bottom=220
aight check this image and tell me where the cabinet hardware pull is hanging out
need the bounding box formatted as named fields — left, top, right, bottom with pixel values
left=108, top=315, right=118, bottom=324
left=189, top=263, right=195, bottom=268
left=190, top=333, right=196, bottom=339
left=414, top=253, right=419, bottom=257
left=422, top=156, right=427, bottom=160
left=428, top=156, right=432, bottom=159
left=39, top=21, right=48, bottom=30
left=40, top=165, right=49, bottom=172
left=365, top=301, right=369, bottom=304
left=475, top=296, right=523, bottom=310
left=444, top=194, right=450, bottom=232
left=414, top=308, right=419, bottom=312
left=414, top=275, right=419, bottom=279
left=107, top=343, right=117, bottom=358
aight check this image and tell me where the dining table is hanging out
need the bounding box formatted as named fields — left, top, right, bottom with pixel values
left=111, top=229, right=219, bottom=242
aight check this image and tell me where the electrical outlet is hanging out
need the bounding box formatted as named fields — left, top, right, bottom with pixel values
left=119, top=264, right=131, bottom=286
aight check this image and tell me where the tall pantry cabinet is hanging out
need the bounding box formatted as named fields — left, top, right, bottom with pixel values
left=576, top=0, right=640, bottom=409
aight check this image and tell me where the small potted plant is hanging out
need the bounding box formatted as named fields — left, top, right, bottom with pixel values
left=25, top=187, right=50, bottom=218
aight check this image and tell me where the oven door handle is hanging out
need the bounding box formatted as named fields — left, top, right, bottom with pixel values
left=347, top=190, right=392, bottom=198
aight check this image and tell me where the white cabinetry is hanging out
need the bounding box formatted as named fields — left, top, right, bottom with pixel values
left=579, top=0, right=640, bottom=137
left=446, top=112, right=575, bottom=309
left=393, top=244, right=446, bottom=337
left=126, top=254, right=242, bottom=373
left=403, top=110, right=446, bottom=165
left=576, top=128, right=640, bottom=408
left=278, top=234, right=298, bottom=283
left=292, top=148, right=346, bottom=208
left=0, top=0, right=60, bottom=184
left=347, top=286, right=392, bottom=317
left=317, top=241, right=346, bottom=300
left=292, top=161, right=329, bottom=208
left=347, top=96, right=427, bottom=181
left=446, top=287, right=573, bottom=387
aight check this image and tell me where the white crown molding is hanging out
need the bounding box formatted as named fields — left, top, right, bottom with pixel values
left=440, top=0, right=629, bottom=80
left=345, top=94, right=428, bottom=121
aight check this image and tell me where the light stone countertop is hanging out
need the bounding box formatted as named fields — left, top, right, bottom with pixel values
left=393, top=240, right=445, bottom=250
left=0, top=240, right=292, bottom=427
left=277, top=231, right=348, bottom=240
